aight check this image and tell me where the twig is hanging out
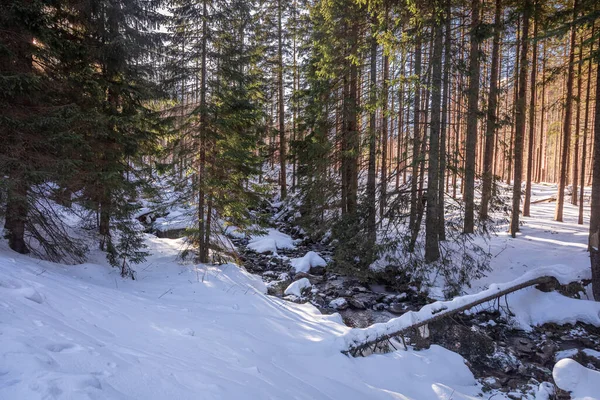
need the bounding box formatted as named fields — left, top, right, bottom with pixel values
left=158, top=288, right=172, bottom=299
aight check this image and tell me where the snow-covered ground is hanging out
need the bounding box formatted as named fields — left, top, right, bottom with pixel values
left=0, top=237, right=485, bottom=399
left=0, top=183, right=598, bottom=399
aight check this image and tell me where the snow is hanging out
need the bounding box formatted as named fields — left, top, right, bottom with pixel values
left=284, top=277, right=312, bottom=297
left=0, top=237, right=488, bottom=399
left=290, top=251, right=326, bottom=273
left=2, top=182, right=599, bottom=399
left=552, top=358, right=600, bottom=400
left=247, top=228, right=296, bottom=255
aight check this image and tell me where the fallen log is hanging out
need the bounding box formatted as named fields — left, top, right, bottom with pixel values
left=341, top=275, right=559, bottom=356
left=530, top=196, right=556, bottom=204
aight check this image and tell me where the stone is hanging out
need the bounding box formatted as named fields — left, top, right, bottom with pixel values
left=329, top=298, right=348, bottom=310
left=348, top=298, right=366, bottom=310
left=309, top=265, right=326, bottom=275
left=389, top=302, right=406, bottom=314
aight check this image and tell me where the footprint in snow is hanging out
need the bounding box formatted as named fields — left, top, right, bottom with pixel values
left=14, top=287, right=44, bottom=304
left=45, top=343, right=83, bottom=354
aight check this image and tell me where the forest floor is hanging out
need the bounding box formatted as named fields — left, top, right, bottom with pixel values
left=1, top=183, right=600, bottom=399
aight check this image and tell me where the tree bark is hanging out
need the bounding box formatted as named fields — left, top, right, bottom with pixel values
left=591, top=32, right=600, bottom=299
left=480, top=0, right=502, bottom=220
left=438, top=0, right=451, bottom=241
left=523, top=7, right=538, bottom=217
left=463, top=0, right=481, bottom=234
left=572, top=37, right=584, bottom=206
left=579, top=26, right=594, bottom=225
left=367, top=18, right=378, bottom=243
left=278, top=0, right=287, bottom=199
left=409, top=34, right=422, bottom=251
left=198, top=0, right=208, bottom=262
left=509, top=1, right=530, bottom=238
left=425, top=7, right=444, bottom=263
left=380, top=51, right=389, bottom=219
left=555, top=0, right=578, bottom=222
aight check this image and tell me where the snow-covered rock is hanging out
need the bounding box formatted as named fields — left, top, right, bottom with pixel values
left=290, top=251, right=327, bottom=274
left=247, top=229, right=295, bottom=255
left=329, top=297, right=348, bottom=310
left=284, top=278, right=312, bottom=297
left=553, top=358, right=600, bottom=399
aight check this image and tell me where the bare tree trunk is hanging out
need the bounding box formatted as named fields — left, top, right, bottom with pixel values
left=480, top=0, right=502, bottom=220
left=396, top=61, right=404, bottom=189
left=555, top=0, right=578, bottom=222
left=367, top=18, right=378, bottom=243
left=278, top=0, right=287, bottom=200
left=509, top=1, right=530, bottom=238
left=572, top=37, right=584, bottom=205
left=380, top=51, right=389, bottom=219
left=346, top=22, right=360, bottom=216
left=523, top=7, right=538, bottom=217
left=507, top=18, right=521, bottom=185
left=198, top=0, right=208, bottom=262
left=589, top=33, right=600, bottom=301
left=463, top=0, right=480, bottom=234
left=425, top=9, right=444, bottom=263
left=438, top=0, right=451, bottom=240
left=5, top=171, right=29, bottom=254
left=409, top=35, right=422, bottom=251
left=579, top=26, right=594, bottom=225
left=537, top=44, right=547, bottom=183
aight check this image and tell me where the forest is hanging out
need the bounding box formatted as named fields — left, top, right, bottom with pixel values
left=2, top=0, right=600, bottom=399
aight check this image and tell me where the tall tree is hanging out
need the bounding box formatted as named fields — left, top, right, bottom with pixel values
left=366, top=15, right=378, bottom=244
left=463, top=0, right=481, bottom=234
left=555, top=0, right=578, bottom=222
left=278, top=0, right=287, bottom=200
left=425, top=2, right=444, bottom=263
left=589, top=31, right=600, bottom=301
left=579, top=26, right=594, bottom=225
left=523, top=3, right=539, bottom=217
left=509, top=0, right=531, bottom=238
left=480, top=0, right=503, bottom=220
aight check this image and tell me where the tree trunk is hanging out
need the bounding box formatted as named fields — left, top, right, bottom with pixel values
left=4, top=172, right=29, bottom=254
left=463, top=0, right=481, bottom=234
left=366, top=19, right=378, bottom=243
left=346, top=22, right=359, bottom=216
left=572, top=37, right=584, bottom=206
left=438, top=0, right=451, bottom=241
left=508, top=1, right=530, bottom=238
left=555, top=0, right=578, bottom=222
left=198, top=0, right=208, bottom=263
left=425, top=9, right=444, bottom=263
left=480, top=0, right=502, bottom=220
left=409, top=34, right=422, bottom=251
left=380, top=51, right=389, bottom=219
left=523, top=8, right=538, bottom=217
left=591, top=34, right=600, bottom=299
left=278, top=0, right=287, bottom=200
left=507, top=18, right=521, bottom=185
left=579, top=26, right=594, bottom=225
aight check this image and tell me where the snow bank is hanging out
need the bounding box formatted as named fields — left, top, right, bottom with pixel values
left=0, top=236, right=488, bottom=399
left=339, top=264, right=597, bottom=351
left=290, top=251, right=326, bottom=273
left=553, top=358, right=600, bottom=399
left=247, top=228, right=296, bottom=255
